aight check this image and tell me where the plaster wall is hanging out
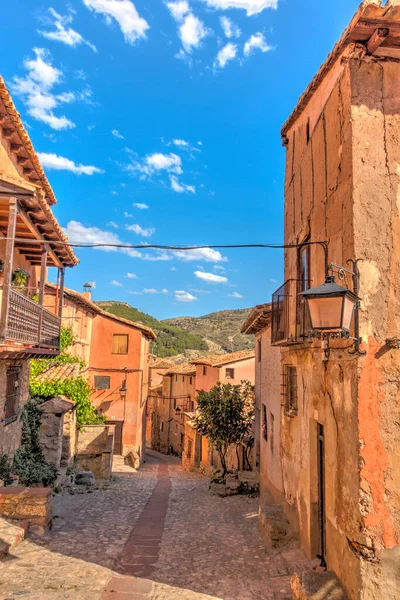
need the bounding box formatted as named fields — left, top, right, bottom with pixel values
left=257, top=327, right=283, bottom=505
left=89, top=313, right=147, bottom=458
left=157, top=373, right=196, bottom=455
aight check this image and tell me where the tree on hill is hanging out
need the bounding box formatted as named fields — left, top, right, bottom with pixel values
left=194, top=380, right=255, bottom=476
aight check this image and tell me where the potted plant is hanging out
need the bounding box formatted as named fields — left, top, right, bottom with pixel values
left=12, top=268, right=29, bottom=290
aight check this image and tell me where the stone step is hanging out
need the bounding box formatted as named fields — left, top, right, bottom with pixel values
left=0, top=517, right=28, bottom=558
left=291, top=571, right=348, bottom=599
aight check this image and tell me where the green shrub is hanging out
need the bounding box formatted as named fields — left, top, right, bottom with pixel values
left=0, top=453, right=13, bottom=486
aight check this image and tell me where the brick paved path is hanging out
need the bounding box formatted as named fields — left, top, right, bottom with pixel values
left=0, top=451, right=309, bottom=600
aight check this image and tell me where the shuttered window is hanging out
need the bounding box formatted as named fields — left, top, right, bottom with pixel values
left=112, top=334, right=129, bottom=355
left=282, top=365, right=298, bottom=417
left=5, top=367, right=22, bottom=423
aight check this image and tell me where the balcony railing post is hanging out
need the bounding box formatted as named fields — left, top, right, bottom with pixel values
left=0, top=197, right=18, bottom=343
left=38, top=245, right=48, bottom=307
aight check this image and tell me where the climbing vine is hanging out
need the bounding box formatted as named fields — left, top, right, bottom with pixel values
left=30, top=327, right=104, bottom=428
left=13, top=398, right=58, bottom=487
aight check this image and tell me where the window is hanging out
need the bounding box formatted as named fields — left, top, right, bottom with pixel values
left=282, top=365, right=298, bottom=417
left=161, top=422, right=164, bottom=432
left=258, top=339, right=262, bottom=362
left=225, top=368, right=235, bottom=379
left=306, top=117, right=311, bottom=144
left=270, top=412, right=275, bottom=453
left=94, top=376, right=111, bottom=390
left=299, top=244, right=310, bottom=293
left=203, top=366, right=207, bottom=376
left=262, top=404, right=268, bottom=441
left=190, top=401, right=195, bottom=411
left=173, top=399, right=177, bottom=410
left=4, top=367, right=21, bottom=423
left=182, top=376, right=185, bottom=382
left=189, top=376, right=193, bottom=385
left=175, top=375, right=178, bottom=382
left=112, top=334, right=129, bottom=355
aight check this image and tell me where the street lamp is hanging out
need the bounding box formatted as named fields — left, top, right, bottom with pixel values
left=300, top=276, right=359, bottom=335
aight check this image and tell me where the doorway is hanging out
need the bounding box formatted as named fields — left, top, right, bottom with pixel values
left=317, top=423, right=326, bottom=565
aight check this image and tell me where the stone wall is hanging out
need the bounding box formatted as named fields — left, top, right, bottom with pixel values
left=39, top=397, right=76, bottom=469
left=0, top=360, right=30, bottom=458
left=76, top=425, right=114, bottom=479
left=0, top=487, right=52, bottom=529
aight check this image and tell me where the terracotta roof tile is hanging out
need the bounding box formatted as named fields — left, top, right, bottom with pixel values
left=191, top=349, right=255, bottom=367
left=241, top=303, right=272, bottom=335
left=149, top=358, right=174, bottom=369
left=45, top=283, right=156, bottom=340
left=164, top=362, right=196, bottom=376
left=34, top=362, right=82, bottom=383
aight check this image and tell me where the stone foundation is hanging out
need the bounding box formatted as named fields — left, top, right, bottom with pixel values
left=258, top=503, right=292, bottom=547
left=76, top=424, right=114, bottom=479
left=0, top=487, right=53, bottom=529
left=291, top=571, right=348, bottom=600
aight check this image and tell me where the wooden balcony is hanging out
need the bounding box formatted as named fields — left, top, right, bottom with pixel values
left=271, top=279, right=312, bottom=346
left=5, top=289, right=61, bottom=350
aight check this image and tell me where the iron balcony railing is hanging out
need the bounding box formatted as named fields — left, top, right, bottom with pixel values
left=6, top=289, right=61, bottom=350
left=271, top=279, right=312, bottom=346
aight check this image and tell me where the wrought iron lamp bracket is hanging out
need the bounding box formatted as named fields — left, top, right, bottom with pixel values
left=346, top=259, right=366, bottom=356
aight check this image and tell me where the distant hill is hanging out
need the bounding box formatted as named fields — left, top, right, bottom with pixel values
left=164, top=308, right=254, bottom=353
left=96, top=301, right=209, bottom=358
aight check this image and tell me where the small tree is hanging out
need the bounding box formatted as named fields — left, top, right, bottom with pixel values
left=194, top=380, right=255, bottom=477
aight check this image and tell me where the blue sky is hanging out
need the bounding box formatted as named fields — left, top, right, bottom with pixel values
left=2, top=0, right=361, bottom=320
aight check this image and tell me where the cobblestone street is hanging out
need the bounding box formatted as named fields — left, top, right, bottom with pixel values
left=0, top=451, right=308, bottom=600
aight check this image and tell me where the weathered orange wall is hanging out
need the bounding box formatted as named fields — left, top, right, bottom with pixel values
left=89, top=312, right=150, bottom=459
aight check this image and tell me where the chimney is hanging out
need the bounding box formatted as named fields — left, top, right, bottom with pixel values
left=83, top=282, right=94, bottom=300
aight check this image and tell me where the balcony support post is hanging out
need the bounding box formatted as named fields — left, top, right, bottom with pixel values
left=0, top=198, right=18, bottom=343
left=38, top=245, right=48, bottom=307
left=58, top=267, right=65, bottom=319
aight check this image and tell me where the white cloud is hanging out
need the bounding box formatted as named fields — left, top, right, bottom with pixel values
left=143, top=288, right=169, bottom=294
left=128, top=291, right=142, bottom=295
left=228, top=291, right=243, bottom=298
left=214, top=265, right=225, bottom=271
left=170, top=175, right=195, bottom=194
left=173, top=138, right=189, bottom=147
left=38, top=152, right=103, bottom=175
left=215, top=43, right=237, bottom=68
left=108, top=221, right=119, bottom=228
left=126, top=223, right=155, bottom=237
left=173, top=248, right=227, bottom=262
left=63, top=221, right=122, bottom=249
left=110, top=280, right=123, bottom=286
left=171, top=266, right=177, bottom=271
left=220, top=16, right=241, bottom=38
left=244, top=32, right=272, bottom=56
left=126, top=272, right=137, bottom=279
left=128, top=152, right=183, bottom=177
left=133, top=203, right=149, bottom=209
left=200, top=0, right=277, bottom=16
left=166, top=1, right=190, bottom=21
left=38, top=8, right=97, bottom=51
left=112, top=129, right=124, bottom=139
left=167, top=1, right=209, bottom=53
left=83, top=0, right=149, bottom=44
left=11, top=48, right=77, bottom=130
left=195, top=271, right=228, bottom=283
left=175, top=290, right=197, bottom=302
left=180, top=13, right=208, bottom=53
left=124, top=211, right=133, bottom=218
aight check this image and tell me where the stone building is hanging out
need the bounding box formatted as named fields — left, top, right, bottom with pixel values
left=182, top=350, right=256, bottom=474
left=148, top=362, right=196, bottom=455
left=0, top=77, right=78, bottom=457
left=269, top=2, right=400, bottom=597
left=241, top=305, right=283, bottom=507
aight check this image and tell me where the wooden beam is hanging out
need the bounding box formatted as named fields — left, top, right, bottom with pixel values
left=373, top=46, right=400, bottom=58
left=0, top=115, right=10, bottom=127
left=10, top=143, right=23, bottom=153
left=2, top=129, right=14, bottom=140
left=0, top=198, right=18, bottom=342
left=38, top=246, right=48, bottom=307
left=58, top=268, right=65, bottom=318
left=17, top=156, right=31, bottom=167
left=368, top=28, right=390, bottom=54
left=17, top=202, right=62, bottom=268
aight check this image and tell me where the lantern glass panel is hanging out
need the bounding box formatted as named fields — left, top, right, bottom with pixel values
left=342, top=296, right=356, bottom=331
left=308, top=296, right=343, bottom=330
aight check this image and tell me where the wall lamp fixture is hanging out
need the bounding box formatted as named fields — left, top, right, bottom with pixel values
left=300, top=259, right=365, bottom=359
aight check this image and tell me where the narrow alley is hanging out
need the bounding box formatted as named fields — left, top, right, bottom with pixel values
left=0, top=451, right=309, bottom=600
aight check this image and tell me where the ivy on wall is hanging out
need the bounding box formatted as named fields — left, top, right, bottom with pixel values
left=30, top=327, right=104, bottom=428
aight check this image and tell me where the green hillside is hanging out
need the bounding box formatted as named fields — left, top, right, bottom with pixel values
left=96, top=301, right=209, bottom=358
